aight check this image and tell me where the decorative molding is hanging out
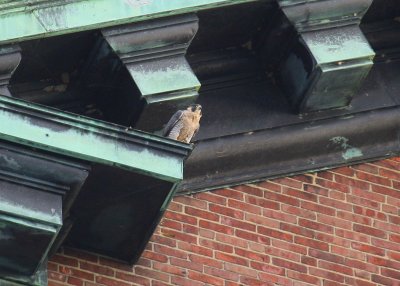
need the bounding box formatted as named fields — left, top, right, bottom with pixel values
left=0, top=45, right=21, bottom=97
left=275, top=0, right=375, bottom=113
left=0, top=143, right=89, bottom=285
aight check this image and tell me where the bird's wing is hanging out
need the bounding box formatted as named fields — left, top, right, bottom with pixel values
left=162, top=110, right=184, bottom=137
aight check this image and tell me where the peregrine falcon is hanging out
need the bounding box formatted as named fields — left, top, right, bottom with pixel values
left=163, top=104, right=202, bottom=143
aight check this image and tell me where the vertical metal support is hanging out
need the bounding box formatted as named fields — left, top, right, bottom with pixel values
left=276, top=0, right=375, bottom=113
left=101, top=14, right=201, bottom=132
left=0, top=45, right=21, bottom=97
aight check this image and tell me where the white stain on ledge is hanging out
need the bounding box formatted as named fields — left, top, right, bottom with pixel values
left=329, top=136, right=363, bottom=160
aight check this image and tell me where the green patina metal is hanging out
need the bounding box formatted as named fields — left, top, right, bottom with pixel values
left=0, top=0, right=261, bottom=44
left=0, top=95, right=191, bottom=182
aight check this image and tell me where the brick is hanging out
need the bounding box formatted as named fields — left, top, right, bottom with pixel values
left=371, top=237, right=400, bottom=252
left=309, top=268, right=345, bottom=283
left=246, top=195, right=280, bottom=210
left=380, top=168, right=400, bottom=181
left=301, top=256, right=317, bottom=266
left=174, top=195, right=207, bottom=209
left=263, top=209, right=297, bottom=224
left=220, top=216, right=256, bottom=231
left=374, top=220, right=400, bottom=234
left=381, top=268, right=400, bottom=281
left=95, top=276, right=131, bottom=286
left=317, top=214, right=352, bottom=230
left=271, top=239, right=307, bottom=255
left=266, top=247, right=301, bottom=262
left=332, top=166, right=355, bottom=176
left=367, top=255, right=400, bottom=270
left=272, top=258, right=307, bottom=273
left=371, top=184, right=400, bottom=199
left=142, top=250, right=168, bottom=262
left=352, top=187, right=386, bottom=203
left=215, top=252, right=248, bottom=266
left=280, top=222, right=315, bottom=238
left=185, top=206, right=219, bottom=221
left=319, top=197, right=352, bottom=211
left=216, top=232, right=249, bottom=248
left=281, top=205, right=316, bottom=220
left=189, top=253, right=223, bottom=269
left=209, top=204, right=244, bottom=219
left=309, top=249, right=344, bottom=264
left=67, top=276, right=83, bottom=286
left=257, top=181, right=282, bottom=192
left=335, top=229, right=371, bottom=243
left=235, top=248, right=269, bottom=263
left=245, top=213, right=280, bottom=228
left=347, top=195, right=380, bottom=210
left=344, top=258, right=379, bottom=273
left=299, top=219, right=333, bottom=234
left=200, top=220, right=234, bottom=235
left=153, top=261, right=187, bottom=276
left=134, top=267, right=169, bottom=282
left=353, top=224, right=387, bottom=238
left=228, top=199, right=261, bottom=215
left=98, top=257, right=134, bottom=272
left=351, top=242, right=385, bottom=256
left=273, top=177, right=303, bottom=189
left=170, top=257, right=203, bottom=272
left=291, top=174, right=314, bottom=184
left=153, top=244, right=187, bottom=259
left=334, top=174, right=370, bottom=190
left=282, top=186, right=318, bottom=202
left=59, top=266, right=94, bottom=281
left=250, top=261, right=283, bottom=275
left=160, top=219, right=182, bottom=230
left=115, top=272, right=151, bottom=285
left=258, top=226, right=293, bottom=242
left=171, top=276, right=203, bottom=286
left=371, top=274, right=396, bottom=286
left=80, top=261, right=115, bottom=276
left=151, top=234, right=177, bottom=248
left=316, top=178, right=349, bottom=193
left=294, top=236, right=329, bottom=251
left=331, top=245, right=366, bottom=261
left=199, top=238, right=233, bottom=253
left=204, top=266, right=240, bottom=282
left=234, top=184, right=263, bottom=197
left=303, top=184, right=329, bottom=196
left=319, top=260, right=353, bottom=275
left=266, top=192, right=300, bottom=207
left=287, top=270, right=321, bottom=285
left=302, top=201, right=336, bottom=216
left=352, top=164, right=379, bottom=175
left=355, top=171, right=392, bottom=186
left=163, top=211, right=197, bottom=225
left=224, top=264, right=258, bottom=278
left=214, top=188, right=244, bottom=201
left=195, top=192, right=227, bottom=205
left=314, top=232, right=350, bottom=247
left=177, top=241, right=213, bottom=257
left=48, top=271, right=67, bottom=282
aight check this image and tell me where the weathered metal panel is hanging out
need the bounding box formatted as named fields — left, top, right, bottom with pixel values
left=0, top=95, right=191, bottom=182
left=0, top=0, right=264, bottom=44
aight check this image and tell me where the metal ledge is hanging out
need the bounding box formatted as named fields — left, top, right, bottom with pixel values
left=179, top=106, right=400, bottom=193
left=0, top=0, right=265, bottom=44
left=0, top=94, right=191, bottom=182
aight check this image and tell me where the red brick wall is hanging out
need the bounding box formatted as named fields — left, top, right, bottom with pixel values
left=48, top=158, right=400, bottom=286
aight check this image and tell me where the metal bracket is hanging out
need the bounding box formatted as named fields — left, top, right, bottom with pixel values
left=276, top=0, right=375, bottom=113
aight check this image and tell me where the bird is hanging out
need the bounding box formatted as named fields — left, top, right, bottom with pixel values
left=162, top=104, right=202, bottom=143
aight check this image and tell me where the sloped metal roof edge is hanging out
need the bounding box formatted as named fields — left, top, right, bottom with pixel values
left=178, top=106, right=400, bottom=194
left=0, top=0, right=266, bottom=44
